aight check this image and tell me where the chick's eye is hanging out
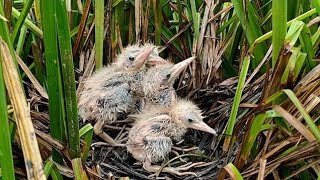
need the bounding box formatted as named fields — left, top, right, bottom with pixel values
left=166, top=73, right=171, bottom=79
left=129, top=56, right=135, bottom=61
left=188, top=119, right=193, bottom=123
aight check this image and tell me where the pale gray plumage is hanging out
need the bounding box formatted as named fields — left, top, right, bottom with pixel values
left=78, top=44, right=158, bottom=145
left=127, top=99, right=216, bottom=175
left=141, top=57, right=195, bottom=107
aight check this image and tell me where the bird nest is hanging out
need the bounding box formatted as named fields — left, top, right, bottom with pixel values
left=22, top=62, right=263, bottom=179
left=78, top=75, right=263, bottom=180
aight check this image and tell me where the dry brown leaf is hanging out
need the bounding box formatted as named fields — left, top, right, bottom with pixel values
left=1, top=39, right=45, bottom=180
left=273, top=105, right=316, bottom=142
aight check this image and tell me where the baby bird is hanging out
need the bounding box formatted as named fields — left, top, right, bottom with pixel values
left=114, top=43, right=162, bottom=70
left=127, top=99, right=216, bottom=176
left=142, top=57, right=195, bottom=107
left=78, top=44, right=157, bottom=146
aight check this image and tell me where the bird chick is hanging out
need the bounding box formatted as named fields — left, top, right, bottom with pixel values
left=114, top=43, right=161, bottom=70
left=142, top=57, right=195, bottom=107
left=78, top=45, right=156, bottom=146
left=127, top=99, right=216, bottom=176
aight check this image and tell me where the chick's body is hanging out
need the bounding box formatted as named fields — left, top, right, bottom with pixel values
left=79, top=69, right=143, bottom=123
left=127, top=115, right=173, bottom=163
left=78, top=44, right=157, bottom=146
left=141, top=57, right=195, bottom=107
left=127, top=99, right=216, bottom=175
left=127, top=111, right=189, bottom=163
left=142, top=63, right=177, bottom=107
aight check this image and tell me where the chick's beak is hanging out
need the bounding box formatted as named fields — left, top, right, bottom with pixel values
left=146, top=56, right=167, bottom=66
left=189, top=121, right=217, bottom=136
left=168, top=56, right=195, bottom=83
left=132, top=46, right=155, bottom=69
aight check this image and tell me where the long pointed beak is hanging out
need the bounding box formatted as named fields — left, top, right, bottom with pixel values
left=132, top=46, right=155, bottom=69
left=190, top=121, right=217, bottom=135
left=146, top=56, right=167, bottom=66
left=168, top=56, right=195, bottom=83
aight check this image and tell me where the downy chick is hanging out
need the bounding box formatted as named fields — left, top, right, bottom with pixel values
left=78, top=45, right=157, bottom=146
left=142, top=57, right=195, bottom=107
left=127, top=99, right=216, bottom=176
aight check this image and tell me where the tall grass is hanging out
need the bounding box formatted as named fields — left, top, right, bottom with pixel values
left=0, top=39, right=15, bottom=180
left=41, top=0, right=66, bottom=163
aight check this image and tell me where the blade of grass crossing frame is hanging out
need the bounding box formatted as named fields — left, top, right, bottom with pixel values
left=224, top=163, right=244, bottom=180
left=41, top=0, right=66, bottom=163
left=264, top=90, right=320, bottom=142
left=11, top=0, right=34, bottom=43
left=231, top=0, right=267, bottom=69
left=95, top=0, right=104, bottom=69
left=1, top=3, right=45, bottom=179
left=1, top=37, right=45, bottom=180
left=312, top=0, right=320, bottom=15
left=0, top=40, right=15, bottom=180
left=16, top=25, right=28, bottom=56
left=11, top=7, right=43, bottom=38
left=300, top=24, right=316, bottom=70
left=44, top=158, right=63, bottom=180
left=250, top=8, right=317, bottom=50
left=79, top=124, right=93, bottom=161
left=55, top=0, right=80, bottom=158
left=72, top=158, right=89, bottom=180
left=239, top=113, right=267, bottom=164
left=272, top=0, right=287, bottom=67
left=190, top=0, right=200, bottom=53
left=223, top=55, right=250, bottom=151
left=0, top=3, right=17, bottom=64
left=153, top=0, right=161, bottom=45
left=282, top=89, right=320, bottom=142
left=44, top=158, right=54, bottom=178
left=287, top=0, right=299, bottom=20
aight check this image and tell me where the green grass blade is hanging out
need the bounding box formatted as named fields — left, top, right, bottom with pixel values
left=190, top=0, right=199, bottom=51
left=11, top=0, right=34, bottom=43
left=41, top=0, right=65, bottom=163
left=311, top=26, right=320, bottom=47
left=281, top=47, right=306, bottom=84
left=44, top=158, right=63, bottom=180
left=224, top=163, right=244, bottom=180
left=31, top=40, right=46, bottom=85
left=79, top=124, right=93, bottom=161
left=224, top=55, right=250, bottom=150
left=312, top=0, right=320, bottom=15
left=272, top=0, right=287, bottom=66
left=299, top=25, right=317, bottom=70
left=287, top=0, right=299, bottom=20
left=231, top=0, right=267, bottom=69
left=15, top=25, right=27, bottom=56
left=50, top=167, right=64, bottom=180
left=250, top=8, right=317, bottom=49
left=239, top=113, right=267, bottom=164
left=56, top=0, right=80, bottom=158
left=72, top=158, right=89, bottom=180
left=95, top=0, right=104, bottom=69
left=265, top=89, right=320, bottom=142
left=0, top=38, right=15, bottom=180
left=282, top=89, right=320, bottom=142
left=12, top=7, right=43, bottom=38
left=44, top=158, right=54, bottom=178
left=285, top=20, right=304, bottom=47
left=273, top=105, right=316, bottom=142
left=153, top=0, right=162, bottom=45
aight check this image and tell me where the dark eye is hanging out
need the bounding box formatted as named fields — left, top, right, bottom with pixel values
left=166, top=73, right=171, bottom=79
left=129, top=56, right=135, bottom=61
left=188, top=119, right=193, bottom=123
